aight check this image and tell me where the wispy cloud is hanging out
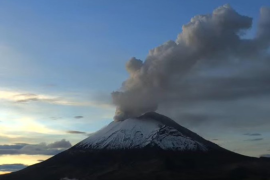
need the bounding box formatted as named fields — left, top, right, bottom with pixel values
left=0, top=89, right=113, bottom=109
left=245, top=138, right=263, bottom=141
left=243, top=133, right=262, bottom=136
left=74, top=116, right=84, bottom=119
left=66, top=130, right=87, bottom=135
left=50, top=117, right=62, bottom=120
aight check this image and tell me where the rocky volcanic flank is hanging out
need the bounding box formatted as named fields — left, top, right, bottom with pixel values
left=1, top=112, right=269, bottom=180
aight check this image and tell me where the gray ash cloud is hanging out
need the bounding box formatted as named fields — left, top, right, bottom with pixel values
left=112, top=5, right=270, bottom=121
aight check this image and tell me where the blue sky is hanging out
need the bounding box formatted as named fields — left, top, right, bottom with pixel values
left=0, top=0, right=270, bottom=174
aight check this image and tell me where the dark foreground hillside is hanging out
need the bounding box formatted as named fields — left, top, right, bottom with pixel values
left=1, top=149, right=269, bottom=180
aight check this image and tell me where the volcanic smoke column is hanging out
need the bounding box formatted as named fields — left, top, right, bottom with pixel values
left=112, top=4, right=270, bottom=121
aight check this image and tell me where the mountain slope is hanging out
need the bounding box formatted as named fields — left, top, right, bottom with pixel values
left=75, top=114, right=207, bottom=151
left=74, top=112, right=224, bottom=152
left=1, top=112, right=269, bottom=180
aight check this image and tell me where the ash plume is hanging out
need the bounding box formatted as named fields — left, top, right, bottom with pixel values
left=112, top=5, right=270, bottom=121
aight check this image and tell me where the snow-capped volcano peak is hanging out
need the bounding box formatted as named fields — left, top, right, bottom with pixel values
left=75, top=112, right=218, bottom=151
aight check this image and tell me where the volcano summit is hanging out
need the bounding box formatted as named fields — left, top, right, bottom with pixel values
left=76, top=112, right=210, bottom=151
left=1, top=112, right=269, bottom=180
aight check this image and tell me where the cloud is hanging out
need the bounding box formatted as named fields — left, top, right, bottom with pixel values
left=50, top=117, right=62, bottom=120
left=0, top=89, right=112, bottom=109
left=0, top=139, right=71, bottom=155
left=0, top=164, right=27, bottom=172
left=0, top=144, right=29, bottom=150
left=13, top=93, right=87, bottom=106
left=0, top=149, right=19, bottom=155
left=245, top=138, right=263, bottom=141
left=47, top=139, right=71, bottom=149
left=0, top=144, right=30, bottom=155
left=66, top=130, right=87, bottom=135
left=18, top=144, right=62, bottom=155
left=0, top=91, right=68, bottom=105
left=74, top=116, right=83, bottom=119
left=243, top=133, right=261, bottom=136
left=111, top=5, right=270, bottom=121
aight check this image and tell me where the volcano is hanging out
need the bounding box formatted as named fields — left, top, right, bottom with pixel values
left=1, top=112, right=269, bottom=180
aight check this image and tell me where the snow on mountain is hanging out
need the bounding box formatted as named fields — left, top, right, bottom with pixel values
left=76, top=116, right=207, bottom=151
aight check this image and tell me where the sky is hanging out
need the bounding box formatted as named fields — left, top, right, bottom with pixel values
left=0, top=0, right=270, bottom=174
